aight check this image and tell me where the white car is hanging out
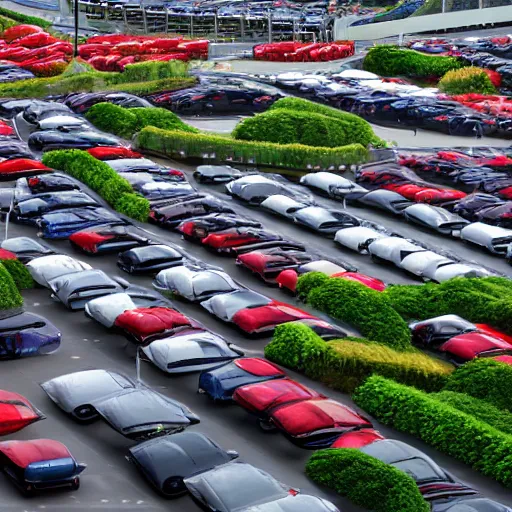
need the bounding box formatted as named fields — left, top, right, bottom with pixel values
left=84, top=293, right=137, bottom=327
left=460, top=223, right=512, bottom=255
left=334, top=226, right=387, bottom=253
left=400, top=251, right=453, bottom=278
left=368, top=237, right=426, bottom=267
left=260, top=195, right=308, bottom=219
left=298, top=260, right=347, bottom=275
left=27, top=254, right=92, bottom=287
left=430, top=263, right=493, bottom=283
left=36, top=115, right=89, bottom=131
left=142, top=330, right=242, bottom=374
left=300, top=172, right=366, bottom=198
left=153, top=266, right=240, bottom=302
left=403, top=204, right=469, bottom=235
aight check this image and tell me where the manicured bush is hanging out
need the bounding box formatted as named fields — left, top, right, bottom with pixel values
left=439, top=67, right=497, bottom=95
left=296, top=271, right=330, bottom=300
left=86, top=103, right=198, bottom=139
left=135, top=127, right=370, bottom=171
left=363, top=45, right=465, bottom=78
left=41, top=150, right=149, bottom=222
left=0, top=6, right=52, bottom=30
left=1, top=259, right=34, bottom=289
left=265, top=322, right=453, bottom=392
left=104, top=77, right=195, bottom=96
left=120, top=60, right=188, bottom=82
left=0, top=15, right=17, bottom=34
left=306, top=449, right=429, bottom=512
left=269, top=97, right=385, bottom=147
left=353, top=375, right=512, bottom=487
left=443, top=358, right=512, bottom=413
left=433, top=391, right=512, bottom=435
left=0, top=262, right=23, bottom=310
left=298, top=274, right=412, bottom=350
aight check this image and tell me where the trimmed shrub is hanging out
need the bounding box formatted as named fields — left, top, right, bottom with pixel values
left=41, top=150, right=149, bottom=222
left=439, top=67, right=497, bottom=95
left=306, top=449, right=429, bottom=512
left=0, top=7, right=52, bottom=29
left=86, top=103, right=198, bottom=139
left=296, top=271, right=330, bottom=300
left=265, top=322, right=453, bottom=392
left=363, top=45, right=465, bottom=78
left=0, top=262, right=23, bottom=310
left=269, top=97, right=385, bottom=147
left=443, top=358, right=512, bottom=413
left=433, top=391, right=512, bottom=435
left=135, top=127, right=370, bottom=171
left=1, top=259, right=34, bottom=289
left=353, top=375, right=512, bottom=487
left=120, top=60, right=189, bottom=82
left=0, top=15, right=17, bottom=34
left=298, top=274, right=411, bottom=350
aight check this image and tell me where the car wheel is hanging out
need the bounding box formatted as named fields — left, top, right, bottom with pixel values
left=70, top=478, right=80, bottom=491
left=22, top=483, right=36, bottom=496
left=258, top=419, right=276, bottom=432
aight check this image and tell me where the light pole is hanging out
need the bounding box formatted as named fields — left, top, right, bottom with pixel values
left=74, top=0, right=79, bottom=57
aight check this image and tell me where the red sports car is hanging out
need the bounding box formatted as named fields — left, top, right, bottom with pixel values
left=439, top=332, right=512, bottom=364
left=0, top=390, right=45, bottom=435
left=0, top=159, right=52, bottom=181
left=329, top=428, right=385, bottom=449
left=114, top=307, right=195, bottom=344
left=86, top=146, right=142, bottom=160
left=268, top=398, right=372, bottom=448
left=231, top=301, right=317, bottom=335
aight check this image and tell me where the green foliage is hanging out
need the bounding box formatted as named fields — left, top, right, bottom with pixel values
left=86, top=103, right=198, bottom=139
left=0, top=262, right=23, bottom=310
left=119, top=60, right=189, bottom=83
left=384, top=277, right=512, bottom=333
left=296, top=272, right=330, bottom=300
left=0, top=6, right=52, bottom=29
left=443, top=358, right=512, bottom=413
left=439, top=67, right=497, bottom=95
left=433, top=391, right=512, bottom=435
left=135, top=127, right=369, bottom=171
left=306, top=449, right=429, bottom=512
left=363, top=45, right=465, bottom=78
left=1, top=259, right=34, bottom=289
left=353, top=375, right=512, bottom=487
left=298, top=274, right=412, bottom=350
left=233, top=97, right=384, bottom=149
left=41, top=150, right=149, bottom=222
left=265, top=323, right=453, bottom=393
left=0, top=15, right=16, bottom=33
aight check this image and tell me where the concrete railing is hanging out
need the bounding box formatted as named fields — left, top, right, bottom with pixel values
left=336, top=5, right=512, bottom=40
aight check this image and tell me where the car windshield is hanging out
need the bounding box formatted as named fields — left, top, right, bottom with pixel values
left=394, top=457, right=446, bottom=483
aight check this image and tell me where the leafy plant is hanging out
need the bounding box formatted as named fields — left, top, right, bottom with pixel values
left=1, top=259, right=34, bottom=289
left=135, top=127, right=370, bottom=171
left=363, top=45, right=465, bottom=78
left=265, top=322, right=453, bottom=392
left=443, top=358, right=512, bottom=413
left=439, top=67, right=497, bottom=95
left=306, top=449, right=430, bottom=512
left=0, top=6, right=52, bottom=29
left=353, top=375, right=512, bottom=487
left=298, top=273, right=412, bottom=350
left=0, top=262, right=23, bottom=310
left=41, top=150, right=149, bottom=222
left=120, top=60, right=189, bottom=83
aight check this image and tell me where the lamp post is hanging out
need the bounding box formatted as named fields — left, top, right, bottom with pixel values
left=74, top=0, right=79, bottom=57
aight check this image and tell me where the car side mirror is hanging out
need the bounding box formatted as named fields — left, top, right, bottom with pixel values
left=226, top=450, right=239, bottom=460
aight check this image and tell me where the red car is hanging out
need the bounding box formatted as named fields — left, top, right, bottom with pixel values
left=268, top=398, right=372, bottom=448
left=232, top=301, right=317, bottom=335
left=330, top=428, right=385, bottom=449
left=0, top=159, right=52, bottom=180
left=493, top=355, right=512, bottom=366
left=0, top=390, right=45, bottom=435
left=114, top=307, right=194, bottom=344
left=87, top=147, right=142, bottom=160
left=233, top=378, right=324, bottom=427
left=439, top=332, right=512, bottom=364
left=474, top=324, right=512, bottom=345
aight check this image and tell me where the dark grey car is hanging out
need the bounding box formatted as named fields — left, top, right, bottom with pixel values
left=117, top=244, right=184, bottom=275
left=0, top=236, right=54, bottom=263
left=292, top=206, right=360, bottom=236
left=357, top=189, right=413, bottom=214
left=403, top=204, right=470, bottom=235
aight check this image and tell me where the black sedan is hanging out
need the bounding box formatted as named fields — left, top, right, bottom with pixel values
left=28, top=130, right=120, bottom=152
left=117, top=244, right=184, bottom=274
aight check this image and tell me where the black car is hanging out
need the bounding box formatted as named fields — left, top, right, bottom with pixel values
left=453, top=192, right=505, bottom=221
left=65, top=92, right=152, bottom=114
left=409, top=314, right=477, bottom=348
left=28, top=130, right=120, bottom=152
left=117, top=244, right=184, bottom=274
left=21, top=101, right=73, bottom=124
left=128, top=432, right=239, bottom=497
left=178, top=214, right=263, bottom=242
left=0, top=99, right=48, bottom=119
left=24, top=173, right=80, bottom=194
left=149, top=196, right=236, bottom=229
left=292, top=206, right=360, bottom=236
left=193, top=165, right=243, bottom=184
left=0, top=237, right=54, bottom=263
left=357, top=189, right=412, bottom=214
left=0, top=139, right=33, bottom=160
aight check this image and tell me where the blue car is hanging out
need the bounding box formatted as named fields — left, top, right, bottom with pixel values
left=0, top=312, right=60, bottom=360
left=198, top=357, right=285, bottom=401
left=0, top=439, right=85, bottom=495
left=36, top=206, right=125, bottom=239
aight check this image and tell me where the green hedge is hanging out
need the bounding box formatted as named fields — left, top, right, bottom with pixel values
left=433, top=390, right=512, bottom=435
left=119, top=60, right=189, bottom=83
left=0, top=262, right=23, bottom=310
left=297, top=273, right=411, bottom=350
left=306, top=449, right=429, bottom=512
left=265, top=322, right=452, bottom=392
left=0, top=14, right=16, bottom=33
left=1, top=259, right=34, bottom=289
left=41, top=150, right=149, bottom=222
left=0, top=6, right=52, bottom=29
left=353, top=375, right=512, bottom=487
left=438, top=67, right=497, bottom=95
left=443, top=358, right=512, bottom=413
left=363, top=45, right=465, bottom=78
left=135, top=126, right=370, bottom=171
left=233, top=97, right=385, bottom=148
left=384, top=277, right=512, bottom=333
